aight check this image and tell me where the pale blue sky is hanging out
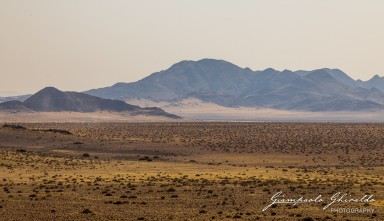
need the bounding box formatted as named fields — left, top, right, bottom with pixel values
left=1, top=0, right=383, bottom=95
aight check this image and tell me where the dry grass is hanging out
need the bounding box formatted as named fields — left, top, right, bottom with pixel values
left=0, top=123, right=383, bottom=220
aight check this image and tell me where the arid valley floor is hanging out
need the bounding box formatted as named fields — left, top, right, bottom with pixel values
left=0, top=123, right=383, bottom=220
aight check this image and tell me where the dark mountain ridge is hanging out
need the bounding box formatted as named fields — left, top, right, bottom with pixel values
left=0, top=87, right=180, bottom=118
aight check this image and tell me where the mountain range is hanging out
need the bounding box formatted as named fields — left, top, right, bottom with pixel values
left=85, top=59, right=384, bottom=111
left=0, top=87, right=180, bottom=119
left=2, top=58, right=384, bottom=112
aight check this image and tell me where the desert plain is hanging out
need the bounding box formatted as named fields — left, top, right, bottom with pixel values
left=0, top=122, right=383, bottom=220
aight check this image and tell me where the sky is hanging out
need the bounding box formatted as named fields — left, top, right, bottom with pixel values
left=1, top=0, right=383, bottom=96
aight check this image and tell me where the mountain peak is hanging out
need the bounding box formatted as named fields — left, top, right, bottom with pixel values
left=263, top=68, right=277, bottom=73
left=39, top=86, right=61, bottom=93
left=305, top=69, right=334, bottom=80
left=197, top=58, right=228, bottom=63
left=371, top=75, right=381, bottom=80
left=282, top=69, right=294, bottom=74
left=170, top=58, right=240, bottom=70
left=32, top=87, right=65, bottom=97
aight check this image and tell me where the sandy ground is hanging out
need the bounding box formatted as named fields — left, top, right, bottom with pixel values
left=0, top=122, right=383, bottom=220
left=1, top=98, right=383, bottom=122
left=125, top=98, right=384, bottom=122
left=0, top=111, right=184, bottom=123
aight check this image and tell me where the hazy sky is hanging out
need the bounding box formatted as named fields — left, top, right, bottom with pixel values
left=1, top=0, right=383, bottom=96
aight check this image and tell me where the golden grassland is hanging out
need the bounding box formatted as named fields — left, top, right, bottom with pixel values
left=0, top=123, right=383, bottom=220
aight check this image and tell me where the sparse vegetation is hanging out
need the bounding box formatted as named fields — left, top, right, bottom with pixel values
left=2, top=124, right=27, bottom=130
left=81, top=208, right=92, bottom=214
left=0, top=122, right=383, bottom=220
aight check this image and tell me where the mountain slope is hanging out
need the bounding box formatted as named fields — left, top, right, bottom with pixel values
left=0, top=94, right=31, bottom=103
left=0, top=100, right=33, bottom=112
left=357, top=75, right=384, bottom=92
left=296, top=68, right=357, bottom=87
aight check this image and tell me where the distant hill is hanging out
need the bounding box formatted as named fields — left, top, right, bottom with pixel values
left=85, top=59, right=384, bottom=112
left=0, top=87, right=180, bottom=119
